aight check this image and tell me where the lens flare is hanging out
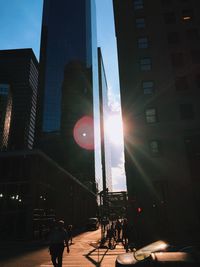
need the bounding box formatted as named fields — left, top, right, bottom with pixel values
left=73, top=116, right=94, bottom=150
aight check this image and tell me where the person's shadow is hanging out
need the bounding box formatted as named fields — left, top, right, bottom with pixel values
left=85, top=246, right=109, bottom=266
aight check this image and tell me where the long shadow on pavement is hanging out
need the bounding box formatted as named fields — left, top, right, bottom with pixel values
left=85, top=247, right=110, bottom=267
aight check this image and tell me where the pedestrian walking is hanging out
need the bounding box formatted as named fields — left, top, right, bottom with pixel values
left=122, top=218, right=130, bottom=252
left=107, top=222, right=116, bottom=249
left=115, top=219, right=122, bottom=241
left=101, top=217, right=109, bottom=232
left=67, top=224, right=73, bottom=245
left=128, top=224, right=137, bottom=251
left=48, top=220, right=70, bottom=267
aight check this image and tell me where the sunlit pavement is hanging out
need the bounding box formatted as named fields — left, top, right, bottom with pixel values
left=0, top=229, right=126, bottom=267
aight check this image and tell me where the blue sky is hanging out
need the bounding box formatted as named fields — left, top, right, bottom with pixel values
left=0, top=0, right=126, bottom=191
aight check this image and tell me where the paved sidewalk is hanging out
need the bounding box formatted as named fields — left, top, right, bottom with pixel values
left=0, top=229, right=128, bottom=266
left=40, top=232, right=127, bottom=267
left=40, top=244, right=126, bottom=267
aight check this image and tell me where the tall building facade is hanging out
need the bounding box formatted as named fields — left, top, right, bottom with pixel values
left=0, top=49, right=38, bottom=151
left=113, top=0, right=200, bottom=243
left=98, top=48, right=112, bottom=192
left=0, top=84, right=12, bottom=150
left=36, top=0, right=102, bottom=190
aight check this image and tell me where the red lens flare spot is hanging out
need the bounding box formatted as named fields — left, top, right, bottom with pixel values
left=73, top=116, right=94, bottom=150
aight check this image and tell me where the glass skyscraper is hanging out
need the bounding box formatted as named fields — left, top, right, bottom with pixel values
left=36, top=0, right=102, bottom=191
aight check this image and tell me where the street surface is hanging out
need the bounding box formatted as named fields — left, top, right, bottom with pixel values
left=0, top=229, right=126, bottom=267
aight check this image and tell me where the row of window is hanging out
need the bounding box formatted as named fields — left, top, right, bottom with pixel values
left=161, top=0, right=192, bottom=6
left=149, top=137, right=198, bottom=157
left=145, top=104, right=195, bottom=124
left=137, top=28, right=199, bottom=49
left=139, top=50, right=200, bottom=72
left=149, top=136, right=198, bottom=157
left=133, top=0, right=194, bottom=10
left=135, top=11, right=194, bottom=29
left=141, top=74, right=200, bottom=95
left=133, top=0, right=191, bottom=10
left=164, top=9, right=193, bottom=24
left=175, top=75, right=200, bottom=91
left=171, top=51, right=200, bottom=66
left=167, top=29, right=199, bottom=43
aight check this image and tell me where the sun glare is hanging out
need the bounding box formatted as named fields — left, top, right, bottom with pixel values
left=105, top=114, right=123, bottom=145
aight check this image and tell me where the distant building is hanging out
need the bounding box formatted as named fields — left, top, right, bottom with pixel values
left=98, top=48, right=112, bottom=192
left=36, top=0, right=101, bottom=191
left=113, top=0, right=200, bottom=243
left=0, top=49, right=38, bottom=151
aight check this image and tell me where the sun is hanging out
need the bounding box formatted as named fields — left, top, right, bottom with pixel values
left=104, top=114, right=124, bottom=145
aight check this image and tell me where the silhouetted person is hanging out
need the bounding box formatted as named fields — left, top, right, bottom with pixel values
left=101, top=217, right=109, bottom=231
left=48, top=220, right=69, bottom=267
left=122, top=218, right=130, bottom=252
left=107, top=222, right=116, bottom=249
left=67, top=224, right=73, bottom=245
left=115, top=219, right=122, bottom=241
left=127, top=223, right=137, bottom=251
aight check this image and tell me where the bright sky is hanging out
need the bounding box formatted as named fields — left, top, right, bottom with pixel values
left=0, top=0, right=126, bottom=191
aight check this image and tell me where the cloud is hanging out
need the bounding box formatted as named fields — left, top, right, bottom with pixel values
left=111, top=145, right=124, bottom=167
left=105, top=87, right=127, bottom=191
left=112, top=162, right=127, bottom=191
left=108, top=88, right=121, bottom=112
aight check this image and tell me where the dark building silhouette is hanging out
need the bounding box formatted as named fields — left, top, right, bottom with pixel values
left=0, top=150, right=97, bottom=240
left=0, top=49, right=38, bottom=151
left=36, top=0, right=101, bottom=191
left=113, top=0, right=200, bottom=243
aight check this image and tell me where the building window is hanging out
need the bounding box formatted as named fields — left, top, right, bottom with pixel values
left=136, top=18, right=145, bottom=28
left=180, top=104, right=194, bottom=120
left=149, top=140, right=161, bottom=155
left=142, top=81, right=154, bottom=94
left=186, top=28, right=199, bottom=41
left=133, top=0, right=143, bottom=10
left=175, top=76, right=189, bottom=91
left=145, top=108, right=157, bottom=123
left=181, top=9, right=193, bottom=22
left=140, top=57, right=152, bottom=71
left=0, top=84, right=9, bottom=95
left=167, top=32, right=180, bottom=44
left=171, top=53, right=184, bottom=68
left=138, top=37, right=149, bottom=48
left=164, top=12, right=176, bottom=24
left=191, top=50, right=200, bottom=64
